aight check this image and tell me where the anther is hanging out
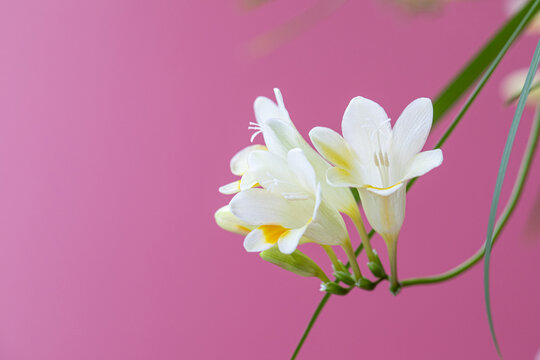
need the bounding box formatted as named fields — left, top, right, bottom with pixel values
left=373, top=153, right=380, bottom=167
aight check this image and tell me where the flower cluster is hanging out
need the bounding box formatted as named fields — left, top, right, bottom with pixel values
left=216, top=89, right=443, bottom=294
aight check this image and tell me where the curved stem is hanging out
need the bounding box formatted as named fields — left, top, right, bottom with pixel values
left=402, top=106, right=540, bottom=288
left=291, top=293, right=331, bottom=360
left=350, top=210, right=377, bottom=263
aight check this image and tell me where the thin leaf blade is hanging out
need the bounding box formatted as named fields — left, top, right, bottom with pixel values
left=484, top=39, right=540, bottom=357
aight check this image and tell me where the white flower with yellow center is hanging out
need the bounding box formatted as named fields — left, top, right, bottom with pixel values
left=230, top=148, right=348, bottom=254
left=310, top=96, right=443, bottom=290
left=250, top=88, right=360, bottom=219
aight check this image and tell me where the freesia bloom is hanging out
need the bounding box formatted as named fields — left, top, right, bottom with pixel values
left=230, top=148, right=348, bottom=254
left=249, top=88, right=360, bottom=219
left=501, top=69, right=540, bottom=106
left=310, top=96, right=442, bottom=290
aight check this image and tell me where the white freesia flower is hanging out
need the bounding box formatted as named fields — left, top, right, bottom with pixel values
left=501, top=69, right=540, bottom=106
left=250, top=88, right=360, bottom=218
left=214, top=205, right=254, bottom=235
left=310, top=96, right=443, bottom=290
left=219, top=144, right=267, bottom=195
left=230, top=148, right=348, bottom=254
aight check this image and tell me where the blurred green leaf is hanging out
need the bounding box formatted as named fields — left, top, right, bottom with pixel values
left=483, top=39, right=540, bottom=358
left=432, top=0, right=540, bottom=126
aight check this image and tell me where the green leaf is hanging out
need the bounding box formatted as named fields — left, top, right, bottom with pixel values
left=432, top=0, right=540, bottom=126
left=483, top=39, right=540, bottom=358
left=260, top=247, right=330, bottom=282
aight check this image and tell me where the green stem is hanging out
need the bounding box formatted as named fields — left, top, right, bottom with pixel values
left=385, top=234, right=400, bottom=294
left=350, top=210, right=377, bottom=263
left=402, top=106, right=540, bottom=287
left=322, top=245, right=342, bottom=272
left=291, top=293, right=331, bottom=360
left=342, top=239, right=363, bottom=280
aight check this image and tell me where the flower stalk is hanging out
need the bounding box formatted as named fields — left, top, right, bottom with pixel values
left=350, top=210, right=386, bottom=277
left=322, top=245, right=344, bottom=272
left=384, top=233, right=400, bottom=294
left=342, top=239, right=363, bottom=281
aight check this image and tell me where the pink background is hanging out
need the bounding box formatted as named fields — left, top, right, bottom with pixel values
left=0, top=0, right=539, bottom=359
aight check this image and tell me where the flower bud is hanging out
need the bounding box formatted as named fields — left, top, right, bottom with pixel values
left=367, top=262, right=386, bottom=279
left=320, top=282, right=350, bottom=296
left=260, top=247, right=329, bottom=282
left=357, top=278, right=376, bottom=291
left=333, top=271, right=356, bottom=286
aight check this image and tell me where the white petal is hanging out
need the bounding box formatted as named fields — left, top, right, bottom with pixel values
left=358, top=185, right=406, bottom=239
left=254, top=97, right=281, bottom=124
left=239, top=170, right=258, bottom=191
left=230, top=144, right=267, bottom=176
left=390, top=98, right=433, bottom=176
left=287, top=148, right=317, bottom=193
left=244, top=228, right=275, bottom=252
left=312, top=184, right=323, bottom=220
left=326, top=167, right=363, bottom=187
left=258, top=109, right=358, bottom=216
left=230, top=188, right=311, bottom=229
left=247, top=150, right=304, bottom=195
left=253, top=88, right=292, bottom=125
left=215, top=205, right=253, bottom=235
left=277, top=225, right=307, bottom=254
left=273, top=88, right=292, bottom=124
left=259, top=118, right=303, bottom=158
left=342, top=96, right=391, bottom=162
left=309, top=127, right=355, bottom=169
left=402, top=149, right=443, bottom=181
left=304, top=186, right=348, bottom=246
left=219, top=180, right=241, bottom=195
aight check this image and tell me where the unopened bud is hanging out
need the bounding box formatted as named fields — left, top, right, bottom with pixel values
left=321, top=282, right=350, bottom=296
left=260, top=247, right=329, bottom=282
left=333, top=271, right=356, bottom=286
left=357, top=278, right=376, bottom=291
